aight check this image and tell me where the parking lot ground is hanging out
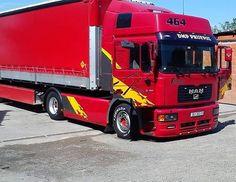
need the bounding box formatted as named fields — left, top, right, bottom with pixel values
left=0, top=101, right=236, bottom=182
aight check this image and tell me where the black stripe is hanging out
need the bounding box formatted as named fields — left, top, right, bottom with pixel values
left=100, top=51, right=112, bottom=91
left=0, top=0, right=82, bottom=18
left=62, top=96, right=75, bottom=114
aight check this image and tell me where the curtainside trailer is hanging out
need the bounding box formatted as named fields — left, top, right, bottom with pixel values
left=0, top=0, right=232, bottom=139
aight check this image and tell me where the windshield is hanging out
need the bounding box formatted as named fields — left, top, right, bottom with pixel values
left=158, top=42, right=218, bottom=74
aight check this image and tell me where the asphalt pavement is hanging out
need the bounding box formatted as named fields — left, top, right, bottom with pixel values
left=0, top=100, right=236, bottom=182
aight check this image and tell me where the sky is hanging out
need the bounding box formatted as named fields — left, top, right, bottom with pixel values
left=0, top=0, right=235, bottom=27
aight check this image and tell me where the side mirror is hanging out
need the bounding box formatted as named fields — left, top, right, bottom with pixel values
left=150, top=42, right=157, bottom=60
left=225, top=47, right=232, bottom=62
left=121, top=40, right=135, bottom=48
left=147, top=42, right=156, bottom=71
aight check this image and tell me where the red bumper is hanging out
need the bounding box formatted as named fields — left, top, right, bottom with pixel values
left=142, top=103, right=219, bottom=138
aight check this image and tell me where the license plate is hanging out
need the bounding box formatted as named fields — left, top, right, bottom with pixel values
left=190, top=111, right=204, bottom=117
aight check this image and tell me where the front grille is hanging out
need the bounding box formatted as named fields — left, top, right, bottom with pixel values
left=181, top=122, right=195, bottom=128
left=198, top=120, right=210, bottom=125
left=178, top=84, right=212, bottom=103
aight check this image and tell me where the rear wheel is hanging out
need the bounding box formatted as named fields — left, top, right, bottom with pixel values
left=46, top=91, right=64, bottom=120
left=113, top=103, right=138, bottom=139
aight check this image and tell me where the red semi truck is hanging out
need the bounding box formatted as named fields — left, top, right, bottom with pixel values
left=0, top=0, right=232, bottom=139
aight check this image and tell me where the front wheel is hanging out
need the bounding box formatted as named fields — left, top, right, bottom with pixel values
left=46, top=91, right=64, bottom=120
left=113, top=103, right=138, bottom=139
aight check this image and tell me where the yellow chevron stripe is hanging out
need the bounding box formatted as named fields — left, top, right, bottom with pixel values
left=67, top=96, right=88, bottom=119
left=113, top=77, right=154, bottom=107
left=219, top=76, right=232, bottom=99
left=102, top=48, right=112, bottom=61
left=101, top=48, right=121, bottom=69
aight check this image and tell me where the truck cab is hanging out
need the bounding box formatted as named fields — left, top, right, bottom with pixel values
left=102, top=0, right=232, bottom=137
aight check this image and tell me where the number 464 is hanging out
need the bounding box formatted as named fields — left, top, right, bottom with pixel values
left=167, top=18, right=186, bottom=26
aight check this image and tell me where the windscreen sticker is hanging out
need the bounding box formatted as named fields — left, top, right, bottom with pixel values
left=177, top=33, right=212, bottom=41
left=158, top=32, right=216, bottom=43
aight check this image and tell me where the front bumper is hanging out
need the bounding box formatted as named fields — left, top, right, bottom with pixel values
left=142, top=103, right=219, bottom=138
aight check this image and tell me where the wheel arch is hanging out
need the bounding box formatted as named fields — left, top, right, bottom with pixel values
left=107, top=98, right=134, bottom=127
left=43, top=87, right=62, bottom=106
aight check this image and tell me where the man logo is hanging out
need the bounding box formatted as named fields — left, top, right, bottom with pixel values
left=188, top=88, right=204, bottom=95
left=193, top=94, right=199, bottom=100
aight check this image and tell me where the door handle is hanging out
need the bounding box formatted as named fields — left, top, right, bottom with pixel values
left=145, top=79, right=151, bottom=85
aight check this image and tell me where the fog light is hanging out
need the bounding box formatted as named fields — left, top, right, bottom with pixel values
left=157, top=113, right=178, bottom=122
left=213, top=107, right=219, bottom=116
left=167, top=125, right=176, bottom=129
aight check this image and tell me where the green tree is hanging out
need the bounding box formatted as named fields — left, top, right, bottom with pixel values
left=212, top=25, right=220, bottom=34
left=212, top=18, right=236, bottom=33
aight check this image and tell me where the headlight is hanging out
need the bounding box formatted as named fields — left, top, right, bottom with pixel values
left=213, top=107, right=219, bottom=116
left=157, top=113, right=178, bottom=122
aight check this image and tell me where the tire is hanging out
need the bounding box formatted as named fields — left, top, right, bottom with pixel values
left=46, top=91, right=64, bottom=120
left=113, top=103, right=138, bottom=139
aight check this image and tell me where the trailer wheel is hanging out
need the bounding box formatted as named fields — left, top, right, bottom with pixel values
left=46, top=91, right=64, bottom=120
left=113, top=103, right=138, bottom=139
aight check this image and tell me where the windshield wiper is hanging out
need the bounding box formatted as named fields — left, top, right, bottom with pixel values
left=161, top=67, right=190, bottom=76
left=203, top=67, right=219, bottom=76
left=173, top=67, right=186, bottom=77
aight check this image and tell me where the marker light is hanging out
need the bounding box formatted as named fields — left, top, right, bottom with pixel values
left=213, top=107, right=219, bottom=116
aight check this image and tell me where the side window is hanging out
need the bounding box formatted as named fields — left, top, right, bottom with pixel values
left=115, top=41, right=152, bottom=73
left=117, top=13, right=132, bottom=28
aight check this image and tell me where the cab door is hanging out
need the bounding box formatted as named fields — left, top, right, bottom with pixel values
left=113, top=39, right=156, bottom=107
left=217, top=46, right=232, bottom=99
